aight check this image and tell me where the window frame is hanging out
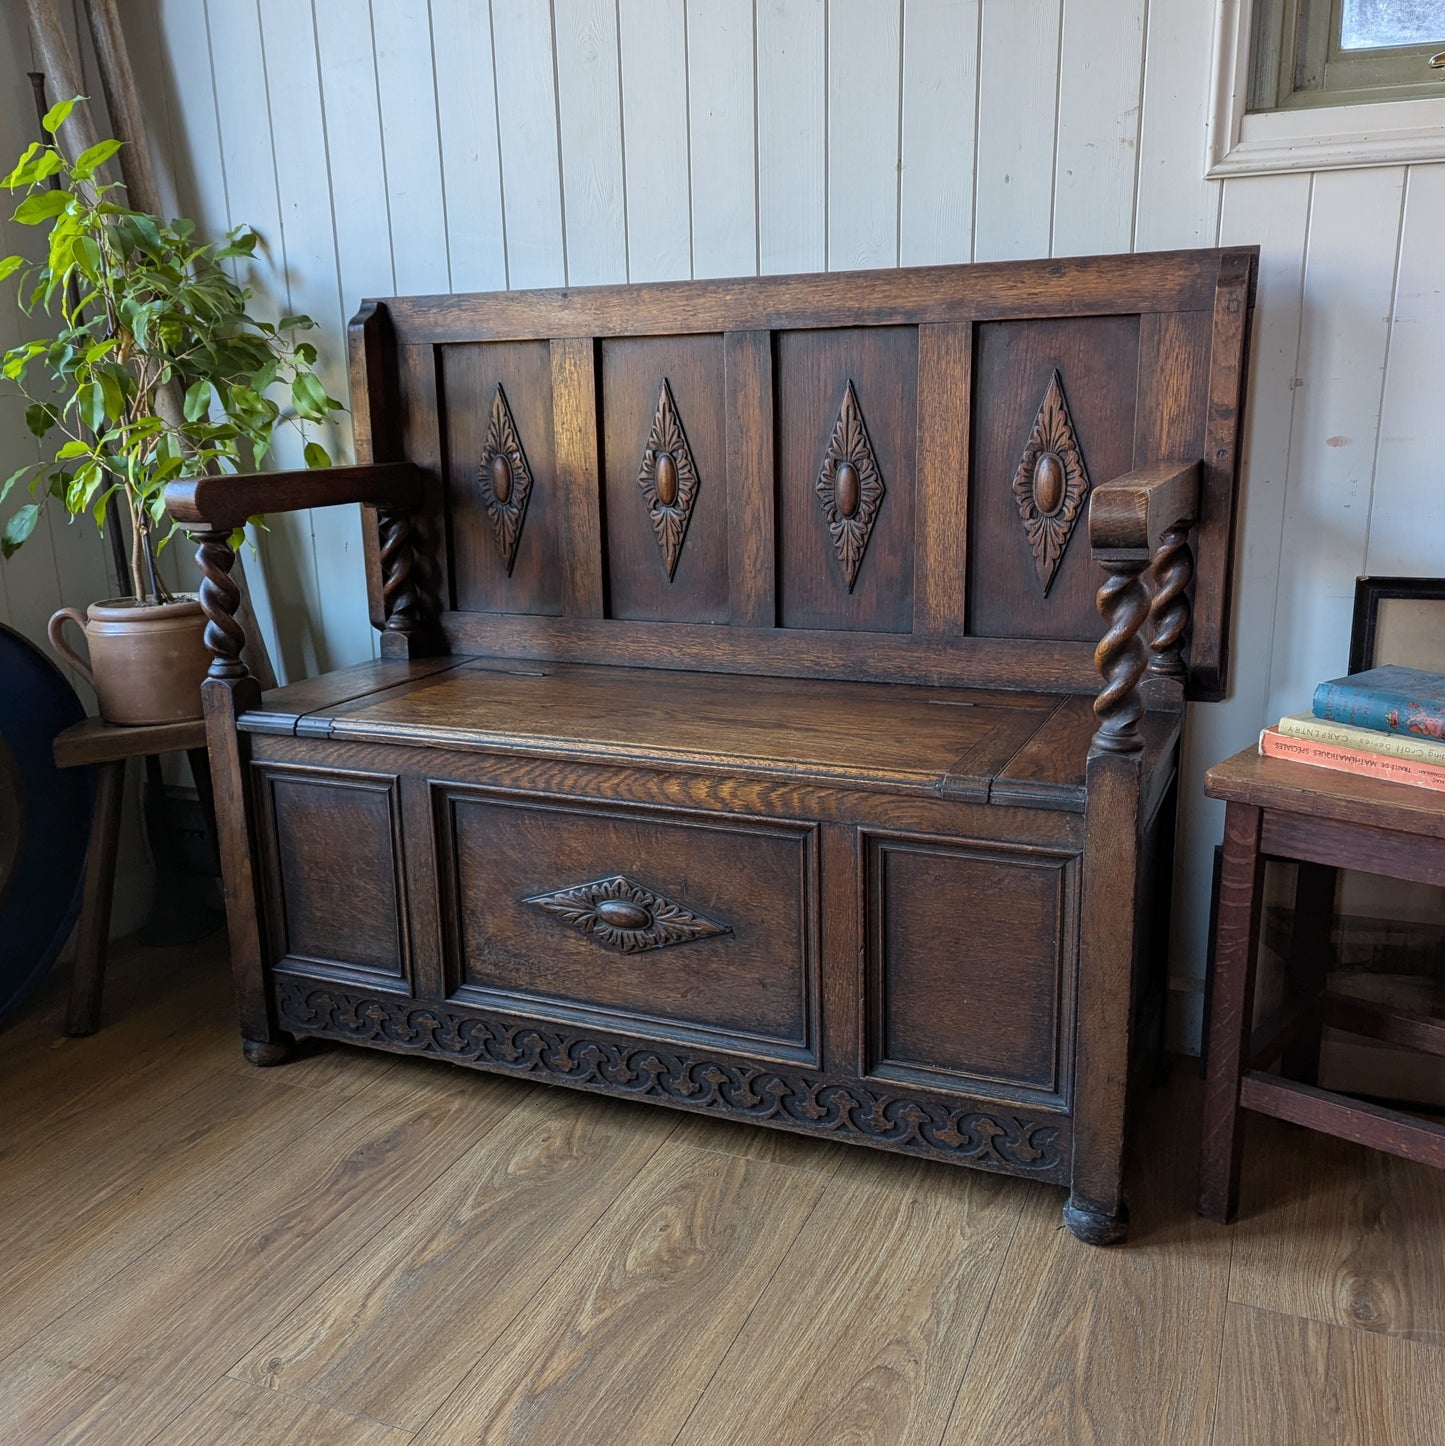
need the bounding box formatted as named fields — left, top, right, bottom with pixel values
left=1208, top=0, right=1445, bottom=176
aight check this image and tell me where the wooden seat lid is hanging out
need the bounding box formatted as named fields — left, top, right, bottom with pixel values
left=239, top=657, right=1125, bottom=806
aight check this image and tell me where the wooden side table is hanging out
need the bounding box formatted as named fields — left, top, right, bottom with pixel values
left=52, top=717, right=209, bottom=1035
left=1197, top=747, right=1445, bottom=1223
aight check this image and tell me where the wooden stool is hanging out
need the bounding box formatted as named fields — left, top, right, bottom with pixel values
left=52, top=717, right=209, bottom=1036
left=1198, top=746, right=1445, bottom=1223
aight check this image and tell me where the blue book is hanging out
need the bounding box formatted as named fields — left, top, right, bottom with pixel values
left=1312, top=664, right=1445, bottom=738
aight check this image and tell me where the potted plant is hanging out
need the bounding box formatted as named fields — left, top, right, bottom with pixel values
left=0, top=97, right=342, bottom=724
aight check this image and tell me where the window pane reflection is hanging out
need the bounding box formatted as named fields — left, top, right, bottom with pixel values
left=1340, top=0, right=1445, bottom=50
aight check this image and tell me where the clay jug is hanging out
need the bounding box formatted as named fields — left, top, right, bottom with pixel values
left=48, top=596, right=211, bottom=725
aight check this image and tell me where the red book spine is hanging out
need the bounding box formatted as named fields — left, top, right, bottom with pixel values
left=1258, top=726, right=1445, bottom=794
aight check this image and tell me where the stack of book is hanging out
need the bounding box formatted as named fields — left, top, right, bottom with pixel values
left=1258, top=664, right=1445, bottom=793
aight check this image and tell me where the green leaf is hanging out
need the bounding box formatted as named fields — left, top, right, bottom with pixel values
left=1, top=503, right=41, bottom=557
left=303, top=441, right=332, bottom=469
left=1, top=465, right=33, bottom=504
left=33, top=151, right=64, bottom=182
left=277, top=314, right=315, bottom=332
left=183, top=378, right=212, bottom=423
left=77, top=380, right=103, bottom=431
left=71, top=138, right=123, bottom=180
left=290, top=371, right=328, bottom=420
left=56, top=438, right=91, bottom=460
left=2, top=142, right=41, bottom=188
left=98, top=369, right=125, bottom=422
left=0, top=254, right=24, bottom=282
left=13, top=189, right=69, bottom=225
left=41, top=97, right=78, bottom=134
left=24, top=403, right=57, bottom=438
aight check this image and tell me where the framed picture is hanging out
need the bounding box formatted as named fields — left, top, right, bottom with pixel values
left=1349, top=575, right=1445, bottom=675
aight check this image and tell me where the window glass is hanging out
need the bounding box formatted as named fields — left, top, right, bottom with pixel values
left=1340, top=0, right=1445, bottom=51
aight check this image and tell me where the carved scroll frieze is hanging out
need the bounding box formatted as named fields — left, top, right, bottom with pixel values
left=636, top=379, right=701, bottom=581
left=478, top=383, right=534, bottom=575
left=816, top=380, right=886, bottom=592
left=1012, top=370, right=1090, bottom=596
left=524, top=874, right=729, bottom=954
left=276, top=979, right=1065, bottom=1175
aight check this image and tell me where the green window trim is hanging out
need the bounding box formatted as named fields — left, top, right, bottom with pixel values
left=1250, top=0, right=1445, bottom=110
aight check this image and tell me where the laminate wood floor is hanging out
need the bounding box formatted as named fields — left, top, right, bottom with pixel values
left=4, top=937, right=1443, bottom=1445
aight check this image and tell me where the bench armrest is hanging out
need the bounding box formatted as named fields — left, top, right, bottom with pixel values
left=1088, top=460, right=1200, bottom=562
left=164, top=461, right=423, bottom=531
left=167, top=461, right=434, bottom=689
left=1087, top=459, right=1201, bottom=756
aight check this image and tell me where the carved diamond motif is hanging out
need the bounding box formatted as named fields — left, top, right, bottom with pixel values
left=636, top=379, right=700, bottom=581
left=478, top=383, right=534, bottom=575
left=524, top=875, right=730, bottom=954
left=816, top=380, right=885, bottom=592
left=1011, top=370, right=1090, bottom=596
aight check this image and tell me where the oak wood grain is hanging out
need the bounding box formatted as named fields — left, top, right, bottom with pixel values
left=376, top=250, right=1242, bottom=345
left=1205, top=747, right=1445, bottom=841
left=946, top=1086, right=1232, bottom=1446
left=412, top=1142, right=829, bottom=1445
left=231, top=1091, right=676, bottom=1430
left=1213, top=1302, right=1445, bottom=1446
left=1227, top=1114, right=1445, bottom=1346
left=165, top=463, right=422, bottom=529
left=0, top=1072, right=336, bottom=1356
left=149, top=1377, right=415, bottom=1446
left=307, top=660, right=1061, bottom=797
left=675, top=1152, right=1025, bottom=1446
left=17, top=1072, right=523, bottom=1401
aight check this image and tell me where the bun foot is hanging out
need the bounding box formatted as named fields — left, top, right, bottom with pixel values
left=242, top=1037, right=292, bottom=1067
left=1062, top=1197, right=1130, bottom=1246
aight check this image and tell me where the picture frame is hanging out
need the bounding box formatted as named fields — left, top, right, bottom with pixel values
left=1348, top=575, right=1445, bottom=675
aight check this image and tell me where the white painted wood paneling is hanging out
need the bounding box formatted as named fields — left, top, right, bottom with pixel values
left=974, top=0, right=1061, bottom=262
left=827, top=0, right=902, bottom=270
left=899, top=0, right=979, bottom=267
left=1051, top=0, right=1146, bottom=257
left=1133, top=0, right=1223, bottom=250
left=1266, top=166, right=1405, bottom=722
left=431, top=0, right=508, bottom=293
left=257, top=0, right=371, bottom=678
left=687, top=0, right=756, bottom=279
left=491, top=0, right=568, bottom=288
left=756, top=0, right=825, bottom=274
left=1365, top=163, right=1445, bottom=576
left=553, top=0, right=628, bottom=285
left=618, top=0, right=691, bottom=281
left=1171, top=169, right=1313, bottom=1019
left=372, top=0, right=452, bottom=297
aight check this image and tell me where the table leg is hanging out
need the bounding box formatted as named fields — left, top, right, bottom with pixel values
left=1282, top=862, right=1337, bottom=1085
left=1198, top=800, right=1266, bottom=1223
left=66, top=759, right=126, bottom=1037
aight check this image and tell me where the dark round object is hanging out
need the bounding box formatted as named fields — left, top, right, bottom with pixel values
left=596, top=898, right=653, bottom=931
left=655, top=451, right=679, bottom=508
left=1033, top=453, right=1066, bottom=515
left=835, top=461, right=861, bottom=519
left=490, top=453, right=513, bottom=504
left=0, top=623, right=90, bottom=1024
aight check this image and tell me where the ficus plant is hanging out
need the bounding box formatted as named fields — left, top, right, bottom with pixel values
left=0, top=97, right=343, bottom=602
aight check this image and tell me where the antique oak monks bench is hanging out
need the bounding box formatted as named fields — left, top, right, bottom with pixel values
left=166, top=251, right=1255, bottom=1244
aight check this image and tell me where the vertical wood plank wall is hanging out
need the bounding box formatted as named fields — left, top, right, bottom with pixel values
left=2, top=0, right=1441, bottom=1039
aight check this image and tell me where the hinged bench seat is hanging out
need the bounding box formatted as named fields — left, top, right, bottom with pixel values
left=167, top=250, right=1256, bottom=1243
left=238, top=657, right=1177, bottom=808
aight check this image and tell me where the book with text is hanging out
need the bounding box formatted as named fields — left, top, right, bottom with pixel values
left=1312, top=665, right=1445, bottom=737
left=1277, top=711, right=1445, bottom=763
left=1258, top=726, right=1445, bottom=794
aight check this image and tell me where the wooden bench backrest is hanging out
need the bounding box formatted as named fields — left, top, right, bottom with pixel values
left=350, top=249, right=1256, bottom=699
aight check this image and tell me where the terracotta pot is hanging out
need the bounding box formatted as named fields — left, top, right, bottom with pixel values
left=48, top=596, right=211, bottom=725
